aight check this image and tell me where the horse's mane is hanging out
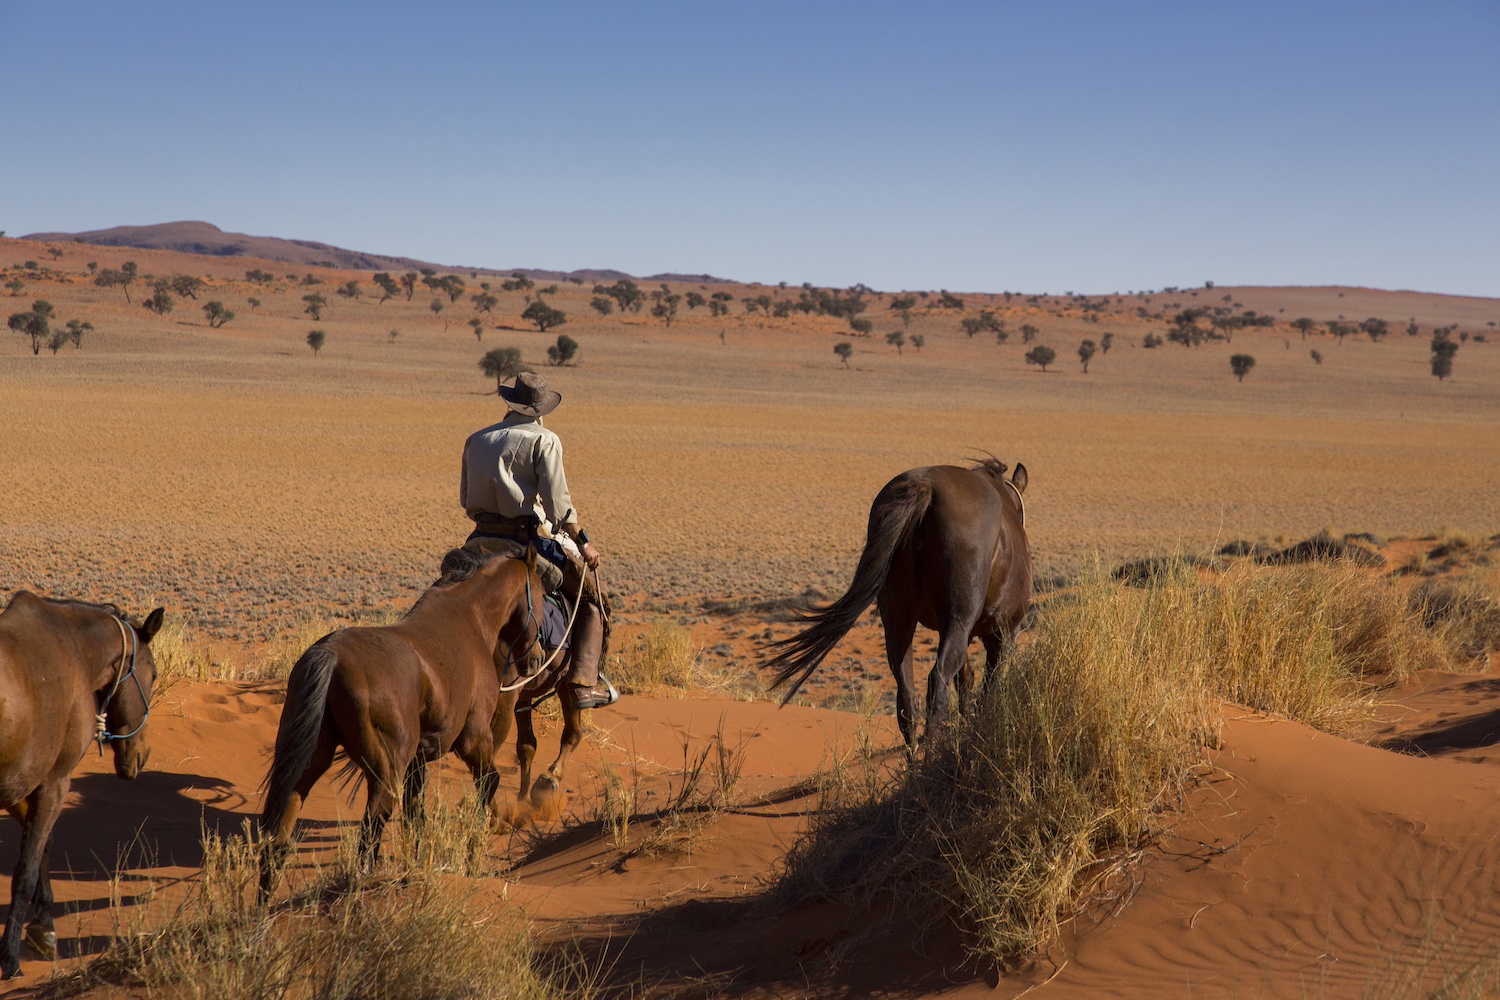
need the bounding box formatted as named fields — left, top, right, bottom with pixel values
left=434, top=547, right=499, bottom=587
left=6, top=592, right=121, bottom=617
left=968, top=452, right=1009, bottom=478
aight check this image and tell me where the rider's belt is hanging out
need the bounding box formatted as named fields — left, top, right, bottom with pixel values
left=470, top=513, right=539, bottom=538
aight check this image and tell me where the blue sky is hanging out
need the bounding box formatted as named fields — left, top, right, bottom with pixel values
left=2, top=1, right=1496, bottom=295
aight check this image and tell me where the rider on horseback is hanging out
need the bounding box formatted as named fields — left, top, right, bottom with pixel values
left=460, top=371, right=617, bottom=710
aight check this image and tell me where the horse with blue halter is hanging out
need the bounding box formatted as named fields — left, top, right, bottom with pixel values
left=0, top=592, right=163, bottom=978
left=763, top=458, right=1031, bottom=747
left=258, top=547, right=546, bottom=893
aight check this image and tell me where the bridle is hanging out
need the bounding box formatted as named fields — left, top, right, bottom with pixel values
left=96, top=615, right=152, bottom=750
left=1002, top=478, right=1026, bottom=527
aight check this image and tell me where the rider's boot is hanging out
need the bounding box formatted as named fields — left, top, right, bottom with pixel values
left=566, top=603, right=617, bottom=710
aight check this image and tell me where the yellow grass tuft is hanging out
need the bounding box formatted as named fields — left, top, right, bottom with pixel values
left=609, top=623, right=700, bottom=695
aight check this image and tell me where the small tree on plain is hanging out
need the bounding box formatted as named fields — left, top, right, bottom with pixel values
left=143, top=282, right=175, bottom=315
left=886, top=330, right=906, bottom=354
left=171, top=275, right=205, bottom=300
left=46, top=327, right=68, bottom=354
left=430, top=298, right=446, bottom=329
left=1078, top=339, right=1097, bottom=373
left=523, top=300, right=567, bottom=332
left=546, top=333, right=579, bottom=365
left=65, top=319, right=92, bottom=348
left=889, top=294, right=916, bottom=327
left=589, top=296, right=614, bottom=316
left=1020, top=324, right=1039, bottom=344
left=650, top=292, right=682, bottom=327
left=834, top=341, right=853, bottom=367
left=373, top=273, right=400, bottom=304
left=387, top=329, right=400, bottom=344
left=468, top=317, right=484, bottom=341
left=471, top=291, right=499, bottom=315
left=1431, top=333, right=1458, bottom=380
left=5, top=279, right=25, bottom=296
left=1310, top=349, right=1323, bottom=364
left=247, top=296, right=261, bottom=311
left=479, top=346, right=526, bottom=390
left=438, top=275, right=466, bottom=303
left=303, top=293, right=327, bottom=321
left=910, top=333, right=925, bottom=353
left=203, top=300, right=235, bottom=328
left=8, top=301, right=51, bottom=354
left=1292, top=317, right=1317, bottom=340
left=336, top=279, right=362, bottom=300
left=1024, top=345, right=1056, bottom=371
left=850, top=317, right=873, bottom=336
left=1229, top=354, right=1256, bottom=381
left=306, top=329, right=326, bottom=356
left=1100, top=332, right=1114, bottom=354
left=400, top=272, right=418, bottom=300
left=684, top=292, right=706, bottom=311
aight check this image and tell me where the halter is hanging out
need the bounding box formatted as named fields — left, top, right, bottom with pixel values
left=1002, top=478, right=1026, bottom=527
left=498, top=561, right=592, bottom=694
left=495, top=572, right=543, bottom=689
left=96, top=615, right=151, bottom=750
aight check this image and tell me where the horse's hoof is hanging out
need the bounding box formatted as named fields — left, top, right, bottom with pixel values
left=0, top=955, right=20, bottom=979
left=23, top=925, right=56, bottom=961
left=492, top=798, right=534, bottom=831
left=529, top=777, right=565, bottom=821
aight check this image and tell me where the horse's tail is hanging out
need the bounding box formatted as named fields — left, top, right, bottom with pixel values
left=260, top=641, right=338, bottom=836
left=764, top=474, right=933, bottom=704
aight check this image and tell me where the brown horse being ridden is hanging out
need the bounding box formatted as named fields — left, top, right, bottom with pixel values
left=258, top=548, right=546, bottom=894
left=763, top=459, right=1031, bottom=747
left=0, top=593, right=163, bottom=979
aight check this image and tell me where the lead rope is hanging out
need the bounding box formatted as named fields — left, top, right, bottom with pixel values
left=498, top=558, right=591, bottom=693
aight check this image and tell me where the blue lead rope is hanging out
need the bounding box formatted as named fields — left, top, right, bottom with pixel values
left=96, top=617, right=151, bottom=752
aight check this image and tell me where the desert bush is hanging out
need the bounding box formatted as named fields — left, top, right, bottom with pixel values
left=545, top=332, right=577, bottom=364
left=1230, top=353, right=1256, bottom=381
left=149, top=619, right=219, bottom=682
left=1411, top=572, right=1500, bottom=665
left=54, top=829, right=579, bottom=1000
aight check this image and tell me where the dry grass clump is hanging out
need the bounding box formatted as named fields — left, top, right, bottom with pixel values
left=1412, top=569, right=1500, bottom=666
left=149, top=618, right=220, bottom=682
left=773, top=561, right=1457, bottom=967
left=609, top=623, right=700, bottom=695
left=47, top=823, right=583, bottom=1000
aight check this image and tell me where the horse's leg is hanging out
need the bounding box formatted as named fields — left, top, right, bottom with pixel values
left=259, top=726, right=337, bottom=898
left=355, top=735, right=406, bottom=871
left=980, top=632, right=1005, bottom=694
left=401, top=756, right=429, bottom=838
left=532, top=684, right=584, bottom=822
left=1, top=778, right=66, bottom=979
left=880, top=597, right=919, bottom=749
left=23, top=833, right=57, bottom=961
left=926, top=622, right=974, bottom=735
left=514, top=696, right=539, bottom=803
left=955, top=651, right=975, bottom=717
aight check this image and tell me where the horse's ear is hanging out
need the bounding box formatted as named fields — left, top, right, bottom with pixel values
left=138, top=608, right=166, bottom=644
left=1011, top=463, right=1028, bottom=494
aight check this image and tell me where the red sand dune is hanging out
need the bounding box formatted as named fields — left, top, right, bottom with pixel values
left=3, top=672, right=1500, bottom=997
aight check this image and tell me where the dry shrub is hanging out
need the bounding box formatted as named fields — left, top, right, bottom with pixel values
left=1412, top=569, right=1500, bottom=666
left=774, top=561, right=1454, bottom=967
left=149, top=618, right=219, bottom=682
left=609, top=623, right=699, bottom=695
left=49, top=827, right=583, bottom=1000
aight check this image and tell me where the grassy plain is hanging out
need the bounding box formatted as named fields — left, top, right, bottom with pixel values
left=1, top=238, right=1497, bottom=661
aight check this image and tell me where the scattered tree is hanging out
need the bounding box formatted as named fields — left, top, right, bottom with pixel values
left=468, top=317, right=484, bottom=341
left=886, top=330, right=906, bottom=354
left=1142, top=332, right=1163, bottom=349
left=1292, top=317, right=1317, bottom=340
left=247, top=296, right=261, bottom=311
left=1020, top=324, right=1039, bottom=344
left=1431, top=332, right=1458, bottom=380
left=245, top=268, right=275, bottom=284
left=336, top=279, right=362, bottom=300
left=546, top=333, right=579, bottom=365
left=889, top=294, right=916, bottom=327
left=46, top=327, right=68, bottom=354
left=306, top=329, right=326, bottom=356
left=387, top=329, right=400, bottom=344
left=143, top=282, right=175, bottom=315
left=684, top=292, right=706, bottom=311
left=65, top=319, right=91, bottom=348
left=373, top=272, right=400, bottom=304
left=1229, top=354, right=1256, bottom=381
left=1078, top=339, right=1097, bottom=373
left=479, top=346, right=527, bottom=390
left=910, top=333, right=925, bottom=353
left=8, top=300, right=52, bottom=354
left=400, top=272, right=419, bottom=300
left=708, top=291, right=733, bottom=318
left=936, top=290, right=965, bottom=310
left=303, top=292, right=327, bottom=321
left=589, top=296, right=614, bottom=316
left=171, top=275, right=205, bottom=300
left=650, top=291, right=682, bottom=327
left=203, top=301, right=235, bottom=328
left=4, top=279, right=23, bottom=296
left=45, top=246, right=63, bottom=261
left=437, top=274, right=466, bottom=303
left=1310, top=349, right=1323, bottom=365
left=1024, top=345, right=1056, bottom=371
left=1327, top=320, right=1353, bottom=345
left=850, top=317, right=873, bottom=336
left=1406, top=320, right=1420, bottom=338
left=95, top=261, right=138, bottom=303
left=430, top=298, right=446, bottom=328
left=1360, top=317, right=1389, bottom=342
left=1100, top=332, right=1114, bottom=354
left=471, top=291, right=499, bottom=315
left=523, top=300, right=567, bottom=333
left=834, top=341, right=853, bottom=367
left=301, top=273, right=323, bottom=286
left=595, top=279, right=642, bottom=313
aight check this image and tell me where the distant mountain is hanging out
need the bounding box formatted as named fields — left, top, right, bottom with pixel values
left=20, top=220, right=735, bottom=285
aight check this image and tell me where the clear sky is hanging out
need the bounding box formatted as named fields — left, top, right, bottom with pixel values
left=2, top=1, right=1496, bottom=296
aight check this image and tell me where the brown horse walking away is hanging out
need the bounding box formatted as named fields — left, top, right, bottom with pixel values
left=763, top=459, right=1031, bottom=747
left=0, top=593, right=163, bottom=978
left=258, top=548, right=544, bottom=892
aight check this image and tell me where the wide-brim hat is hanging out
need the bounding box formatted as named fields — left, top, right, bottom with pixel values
left=499, top=370, right=561, bottom=417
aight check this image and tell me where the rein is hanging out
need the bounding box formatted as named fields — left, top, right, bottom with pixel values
left=498, top=560, right=591, bottom=693
left=1001, top=478, right=1026, bottom=527
left=96, top=615, right=151, bottom=751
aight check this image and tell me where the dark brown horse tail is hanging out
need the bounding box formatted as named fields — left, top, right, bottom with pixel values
left=764, top=474, right=933, bottom=704
left=260, top=641, right=338, bottom=836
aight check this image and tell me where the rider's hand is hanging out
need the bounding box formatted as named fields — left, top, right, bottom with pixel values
left=580, top=541, right=602, bottom=569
